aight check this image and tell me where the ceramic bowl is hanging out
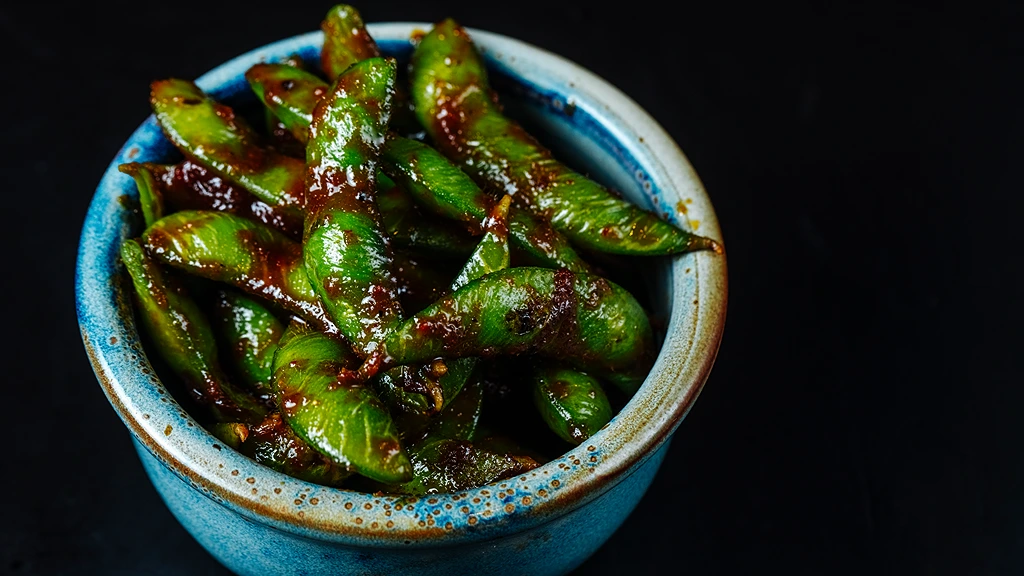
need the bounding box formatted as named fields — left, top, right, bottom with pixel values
left=76, top=22, right=727, bottom=576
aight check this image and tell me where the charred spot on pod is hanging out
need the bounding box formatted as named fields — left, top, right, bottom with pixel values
left=504, top=307, right=537, bottom=335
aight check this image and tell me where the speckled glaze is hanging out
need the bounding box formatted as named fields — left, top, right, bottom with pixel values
left=76, top=23, right=727, bottom=576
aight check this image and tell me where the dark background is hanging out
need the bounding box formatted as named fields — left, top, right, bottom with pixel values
left=1, top=0, right=1020, bottom=574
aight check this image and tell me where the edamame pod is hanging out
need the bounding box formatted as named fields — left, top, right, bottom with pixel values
left=451, top=195, right=511, bottom=291
left=385, top=439, right=537, bottom=496
left=271, top=322, right=412, bottom=483
left=241, top=412, right=351, bottom=486
left=303, top=56, right=401, bottom=358
left=377, top=177, right=476, bottom=259
left=381, top=136, right=592, bottom=273
left=320, top=4, right=380, bottom=80
left=247, top=63, right=325, bottom=143
left=410, top=19, right=722, bottom=256
left=264, top=54, right=309, bottom=157
left=209, top=422, right=249, bottom=450
left=414, top=380, right=484, bottom=446
left=120, top=239, right=267, bottom=423
left=375, top=382, right=535, bottom=495
left=141, top=210, right=339, bottom=336
left=150, top=79, right=306, bottom=221
left=119, top=163, right=163, bottom=227
left=531, top=365, right=612, bottom=445
left=130, top=160, right=304, bottom=239
left=245, top=64, right=590, bottom=272
left=373, top=356, right=476, bottom=417
left=382, top=267, right=654, bottom=394
left=320, top=5, right=421, bottom=135
left=212, top=289, right=285, bottom=402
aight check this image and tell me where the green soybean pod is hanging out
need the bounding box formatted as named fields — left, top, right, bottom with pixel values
left=377, top=177, right=476, bottom=259
left=271, top=322, right=412, bottom=484
left=150, top=79, right=306, bottom=222
left=409, top=19, right=722, bottom=256
left=414, top=380, right=485, bottom=447
left=302, top=56, right=401, bottom=358
left=320, top=4, right=380, bottom=80
left=141, top=210, right=339, bottom=336
left=382, top=267, right=654, bottom=395
left=212, top=289, right=285, bottom=402
left=531, top=366, right=612, bottom=445
left=120, top=239, right=267, bottom=424
left=209, top=422, right=250, bottom=450
left=377, top=382, right=536, bottom=496
left=247, top=63, right=324, bottom=144
left=264, top=54, right=309, bottom=157
left=373, top=356, right=477, bottom=418
left=125, top=160, right=305, bottom=239
left=451, top=195, right=512, bottom=291
left=241, top=412, right=351, bottom=487
left=119, top=163, right=164, bottom=227
left=384, top=439, right=538, bottom=496
left=319, top=4, right=421, bottom=135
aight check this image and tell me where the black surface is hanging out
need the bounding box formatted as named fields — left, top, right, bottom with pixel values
left=1, top=0, right=1021, bottom=574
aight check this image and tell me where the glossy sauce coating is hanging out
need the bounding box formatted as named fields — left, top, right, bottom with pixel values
left=451, top=195, right=512, bottom=291
left=531, top=365, right=612, bottom=445
left=120, top=5, right=702, bottom=494
left=239, top=412, right=352, bottom=486
left=150, top=79, right=306, bottom=222
left=410, top=19, right=722, bottom=256
left=383, top=267, right=654, bottom=393
left=142, top=210, right=339, bottom=336
left=382, top=136, right=592, bottom=273
left=121, top=239, right=267, bottom=423
left=303, top=57, right=402, bottom=358
left=271, top=323, right=412, bottom=483
left=212, top=289, right=286, bottom=404
left=149, top=160, right=303, bottom=238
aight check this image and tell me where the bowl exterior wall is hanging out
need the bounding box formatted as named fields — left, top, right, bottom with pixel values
left=136, top=438, right=669, bottom=576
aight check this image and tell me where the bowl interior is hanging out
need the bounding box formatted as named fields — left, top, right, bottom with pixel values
left=76, top=24, right=724, bottom=546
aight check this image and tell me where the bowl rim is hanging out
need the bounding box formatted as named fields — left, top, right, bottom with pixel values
left=76, top=21, right=728, bottom=547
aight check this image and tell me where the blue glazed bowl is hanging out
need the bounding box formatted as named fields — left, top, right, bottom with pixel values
left=76, top=22, right=727, bottom=576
